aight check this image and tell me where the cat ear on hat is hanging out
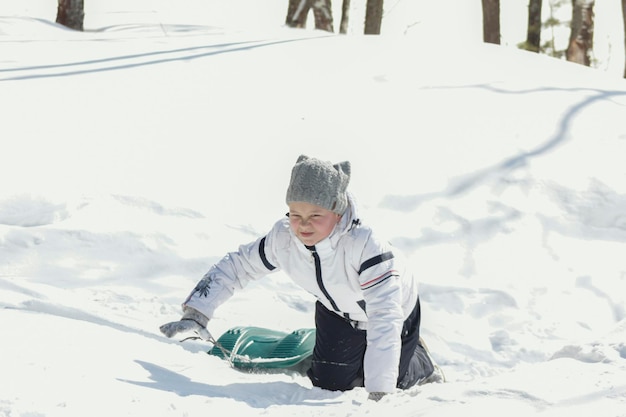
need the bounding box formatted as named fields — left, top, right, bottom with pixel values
left=334, top=160, right=350, bottom=177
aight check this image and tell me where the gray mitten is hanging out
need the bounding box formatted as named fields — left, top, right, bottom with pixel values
left=159, top=307, right=212, bottom=341
left=367, top=392, right=388, bottom=402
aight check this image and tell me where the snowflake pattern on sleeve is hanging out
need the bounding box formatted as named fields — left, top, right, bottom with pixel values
left=192, top=275, right=213, bottom=298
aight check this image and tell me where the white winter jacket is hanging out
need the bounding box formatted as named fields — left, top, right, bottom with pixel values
left=183, top=195, right=419, bottom=393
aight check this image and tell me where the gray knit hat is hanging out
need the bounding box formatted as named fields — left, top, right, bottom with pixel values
left=286, top=155, right=351, bottom=214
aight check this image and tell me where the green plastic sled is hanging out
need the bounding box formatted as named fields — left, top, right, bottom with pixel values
left=208, top=326, right=316, bottom=371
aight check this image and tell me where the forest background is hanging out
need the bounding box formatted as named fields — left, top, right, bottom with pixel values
left=38, top=0, right=626, bottom=78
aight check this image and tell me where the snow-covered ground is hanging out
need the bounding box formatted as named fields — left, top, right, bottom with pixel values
left=1, top=1, right=626, bottom=416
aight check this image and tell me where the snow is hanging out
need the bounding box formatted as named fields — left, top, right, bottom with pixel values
left=1, top=0, right=626, bottom=416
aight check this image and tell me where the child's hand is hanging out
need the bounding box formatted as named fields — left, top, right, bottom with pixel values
left=159, top=307, right=212, bottom=340
left=159, top=318, right=211, bottom=339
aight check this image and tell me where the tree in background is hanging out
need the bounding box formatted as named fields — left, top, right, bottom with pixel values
left=622, top=0, right=626, bottom=77
left=313, top=0, right=334, bottom=32
left=364, top=0, right=384, bottom=35
left=566, top=0, right=594, bottom=66
left=340, top=0, right=351, bottom=34
left=540, top=0, right=568, bottom=59
left=482, top=0, right=501, bottom=44
left=285, top=0, right=334, bottom=32
left=56, top=0, right=84, bottom=31
left=285, top=0, right=308, bottom=28
left=524, top=0, right=543, bottom=52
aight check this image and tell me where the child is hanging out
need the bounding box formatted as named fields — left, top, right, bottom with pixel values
left=160, top=155, right=440, bottom=400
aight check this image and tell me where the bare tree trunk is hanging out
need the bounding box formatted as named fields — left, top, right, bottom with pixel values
left=364, top=0, right=384, bottom=35
left=622, top=0, right=626, bottom=77
left=481, top=0, right=500, bottom=44
left=566, top=0, right=594, bottom=66
left=286, top=0, right=334, bottom=32
left=56, top=0, right=84, bottom=31
left=286, top=0, right=310, bottom=28
left=526, top=0, right=543, bottom=52
left=313, top=0, right=334, bottom=32
left=339, top=0, right=351, bottom=34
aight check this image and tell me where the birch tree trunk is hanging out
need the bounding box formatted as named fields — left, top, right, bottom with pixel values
left=286, top=0, right=310, bottom=28
left=313, top=0, right=334, bottom=32
left=56, top=0, right=84, bottom=31
left=286, top=0, right=334, bottom=32
left=566, top=0, right=594, bottom=66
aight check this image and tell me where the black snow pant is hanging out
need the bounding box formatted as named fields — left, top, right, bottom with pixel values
left=306, top=298, right=434, bottom=391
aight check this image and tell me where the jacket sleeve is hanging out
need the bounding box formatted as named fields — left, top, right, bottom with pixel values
left=182, top=221, right=282, bottom=319
left=357, top=231, right=406, bottom=394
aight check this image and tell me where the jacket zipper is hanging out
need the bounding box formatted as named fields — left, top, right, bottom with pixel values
left=308, top=246, right=341, bottom=312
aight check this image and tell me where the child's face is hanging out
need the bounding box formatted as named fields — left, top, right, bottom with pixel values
left=288, top=202, right=341, bottom=246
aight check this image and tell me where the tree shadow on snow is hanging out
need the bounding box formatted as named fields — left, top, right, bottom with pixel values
left=382, top=85, right=626, bottom=212
left=0, top=36, right=327, bottom=82
left=120, top=360, right=342, bottom=408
